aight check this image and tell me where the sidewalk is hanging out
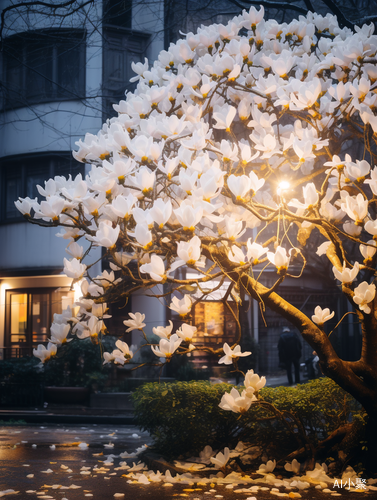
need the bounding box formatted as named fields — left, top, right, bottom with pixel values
left=0, top=371, right=299, bottom=424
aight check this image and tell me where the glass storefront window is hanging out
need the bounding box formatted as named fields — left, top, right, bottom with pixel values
left=10, top=293, right=28, bottom=343
left=5, top=288, right=75, bottom=358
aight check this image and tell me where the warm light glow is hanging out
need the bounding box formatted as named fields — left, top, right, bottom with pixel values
left=278, top=181, right=290, bottom=190
left=73, top=281, right=83, bottom=302
left=277, top=181, right=290, bottom=196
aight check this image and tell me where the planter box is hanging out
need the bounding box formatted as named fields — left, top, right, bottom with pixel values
left=44, top=386, right=90, bottom=405
left=0, top=382, right=43, bottom=407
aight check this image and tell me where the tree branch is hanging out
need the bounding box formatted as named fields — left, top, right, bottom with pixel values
left=0, top=0, right=94, bottom=45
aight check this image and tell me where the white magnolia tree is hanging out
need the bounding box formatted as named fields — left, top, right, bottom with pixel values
left=17, top=6, right=377, bottom=427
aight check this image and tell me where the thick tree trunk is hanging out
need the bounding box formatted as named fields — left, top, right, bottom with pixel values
left=240, top=273, right=377, bottom=425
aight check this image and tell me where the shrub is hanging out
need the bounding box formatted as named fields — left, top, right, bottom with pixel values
left=43, top=339, right=108, bottom=388
left=133, top=381, right=237, bottom=457
left=0, top=338, right=114, bottom=390
left=132, top=378, right=365, bottom=460
left=0, top=356, right=43, bottom=384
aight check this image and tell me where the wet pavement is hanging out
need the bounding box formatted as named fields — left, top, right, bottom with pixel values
left=0, top=424, right=376, bottom=500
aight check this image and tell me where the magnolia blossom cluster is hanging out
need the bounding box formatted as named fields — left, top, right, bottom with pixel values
left=20, top=6, right=377, bottom=368
left=219, top=369, right=266, bottom=413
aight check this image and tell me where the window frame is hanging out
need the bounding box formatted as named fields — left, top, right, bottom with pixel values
left=191, top=300, right=238, bottom=348
left=102, top=26, right=150, bottom=120
left=4, top=287, right=75, bottom=358
left=0, top=152, right=84, bottom=224
left=1, top=28, right=86, bottom=111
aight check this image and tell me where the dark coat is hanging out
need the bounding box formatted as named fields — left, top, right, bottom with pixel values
left=278, top=331, right=302, bottom=363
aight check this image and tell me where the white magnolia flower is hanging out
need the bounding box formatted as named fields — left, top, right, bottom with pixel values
left=228, top=245, right=248, bottom=266
left=258, top=459, right=276, bottom=474
left=33, top=343, right=57, bottom=363
left=34, top=195, right=66, bottom=222
left=140, top=254, right=166, bottom=281
left=360, top=240, right=377, bottom=264
left=219, top=387, right=255, bottom=414
left=244, top=369, right=266, bottom=397
left=103, top=351, right=116, bottom=365
left=227, top=174, right=251, bottom=201
left=198, top=445, right=215, bottom=464
left=311, top=306, right=335, bottom=327
left=341, top=193, right=369, bottom=225
left=246, top=241, right=268, bottom=264
left=111, top=251, right=134, bottom=270
left=130, top=57, right=149, bottom=82
left=152, top=320, right=174, bottom=339
left=332, top=262, right=359, bottom=283
left=223, top=216, right=246, bottom=240
left=63, top=258, right=87, bottom=280
left=284, top=459, right=301, bottom=474
left=267, top=246, right=291, bottom=274
left=343, top=221, right=362, bottom=237
left=174, top=205, right=203, bottom=231
left=151, top=333, right=182, bottom=360
left=210, top=447, right=230, bottom=469
left=14, top=196, right=38, bottom=217
left=169, top=295, right=193, bottom=316
left=176, top=235, right=202, bottom=265
left=133, top=223, right=153, bottom=249
left=49, top=323, right=71, bottom=345
left=316, top=241, right=331, bottom=256
left=104, top=340, right=134, bottom=365
left=109, top=194, right=137, bottom=219
left=65, top=242, right=84, bottom=259
left=213, top=104, right=237, bottom=131
left=288, top=183, right=319, bottom=210
left=149, top=199, right=172, bottom=228
left=90, top=222, right=120, bottom=248
left=365, top=219, right=377, bottom=237
left=218, top=343, right=251, bottom=365
left=248, top=171, right=265, bottom=195
left=74, top=316, right=103, bottom=340
left=133, top=166, right=156, bottom=194
left=353, top=281, right=376, bottom=314
left=115, top=339, right=133, bottom=359
left=176, top=323, right=197, bottom=343
left=123, top=312, right=146, bottom=332
left=93, top=269, right=121, bottom=289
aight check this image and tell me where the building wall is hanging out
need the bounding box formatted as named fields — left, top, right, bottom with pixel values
left=0, top=0, right=166, bottom=358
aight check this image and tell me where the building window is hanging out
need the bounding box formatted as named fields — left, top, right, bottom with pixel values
left=1, top=29, right=86, bottom=110
left=103, top=27, right=150, bottom=119
left=192, top=301, right=238, bottom=347
left=4, top=288, right=75, bottom=358
left=169, top=296, right=238, bottom=370
left=0, top=153, right=84, bottom=223
left=103, top=0, right=132, bottom=28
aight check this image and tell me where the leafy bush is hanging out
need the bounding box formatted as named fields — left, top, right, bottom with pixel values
left=0, top=356, right=43, bottom=384
left=133, top=380, right=237, bottom=457
left=0, top=338, right=114, bottom=390
left=43, top=339, right=109, bottom=388
left=132, top=378, right=365, bottom=459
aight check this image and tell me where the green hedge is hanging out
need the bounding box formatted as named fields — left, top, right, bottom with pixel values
left=0, top=339, right=112, bottom=389
left=132, top=378, right=364, bottom=458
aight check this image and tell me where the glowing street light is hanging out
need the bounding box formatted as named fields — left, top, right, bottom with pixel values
left=277, top=181, right=290, bottom=197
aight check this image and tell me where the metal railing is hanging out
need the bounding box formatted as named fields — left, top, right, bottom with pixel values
left=0, top=347, right=35, bottom=360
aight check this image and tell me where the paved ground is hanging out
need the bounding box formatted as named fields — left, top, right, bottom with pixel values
left=0, top=424, right=375, bottom=500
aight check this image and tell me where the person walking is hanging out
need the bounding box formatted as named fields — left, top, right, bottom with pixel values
left=278, top=327, right=302, bottom=385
